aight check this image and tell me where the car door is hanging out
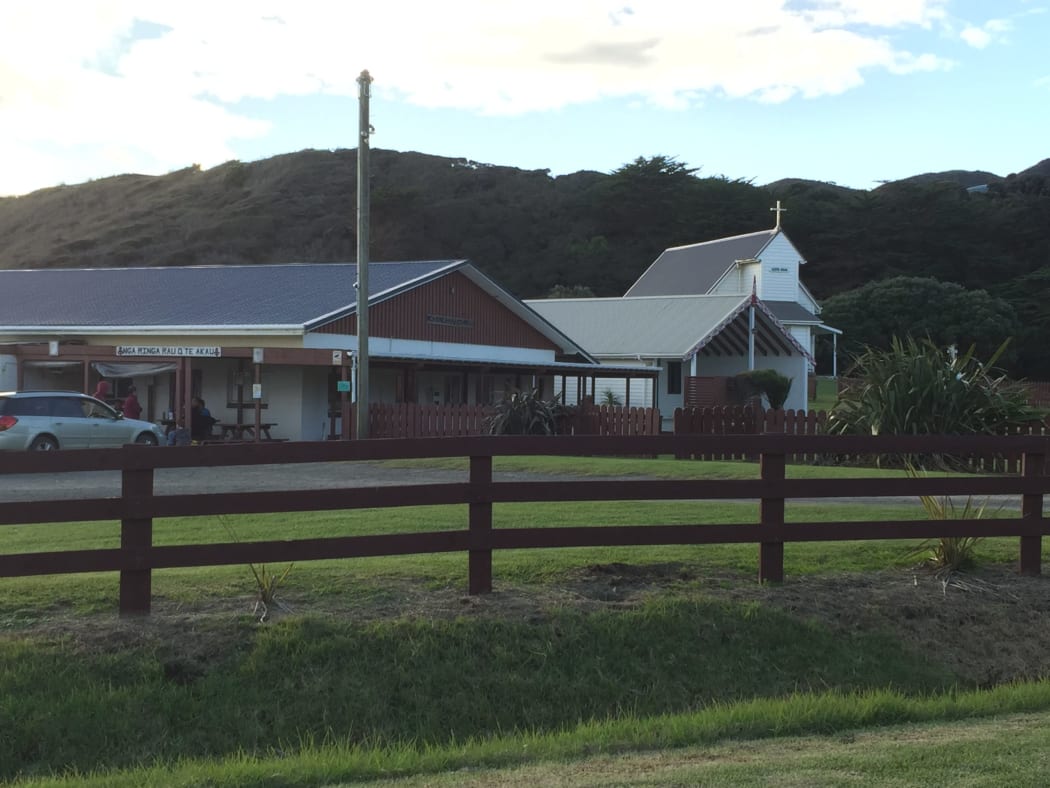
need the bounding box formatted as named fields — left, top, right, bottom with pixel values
left=46, top=396, right=94, bottom=449
left=82, top=398, right=131, bottom=447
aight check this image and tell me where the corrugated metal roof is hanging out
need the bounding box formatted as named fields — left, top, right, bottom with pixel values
left=0, top=261, right=461, bottom=329
left=625, top=230, right=776, bottom=297
left=525, top=295, right=749, bottom=358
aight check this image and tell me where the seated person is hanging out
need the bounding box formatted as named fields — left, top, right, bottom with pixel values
left=166, top=424, right=191, bottom=446
left=189, top=397, right=216, bottom=441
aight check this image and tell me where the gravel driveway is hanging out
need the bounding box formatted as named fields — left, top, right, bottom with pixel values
left=0, top=460, right=1020, bottom=510
left=0, top=462, right=562, bottom=503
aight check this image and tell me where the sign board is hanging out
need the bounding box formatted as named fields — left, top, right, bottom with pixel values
left=116, top=346, right=221, bottom=358
left=426, top=314, right=473, bottom=329
left=336, top=380, right=351, bottom=392
left=252, top=348, right=265, bottom=364
left=252, top=383, right=263, bottom=399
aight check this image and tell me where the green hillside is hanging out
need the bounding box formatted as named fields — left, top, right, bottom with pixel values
left=1, top=149, right=1048, bottom=374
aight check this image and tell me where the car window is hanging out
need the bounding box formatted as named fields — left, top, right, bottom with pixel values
left=49, top=397, right=85, bottom=418
left=1, top=398, right=48, bottom=416
left=83, top=399, right=116, bottom=419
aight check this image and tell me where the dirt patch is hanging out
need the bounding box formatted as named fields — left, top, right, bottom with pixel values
left=6, top=564, right=1050, bottom=687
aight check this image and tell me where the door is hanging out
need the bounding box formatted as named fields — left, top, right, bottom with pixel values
left=45, top=396, right=94, bottom=449
left=82, top=397, right=134, bottom=447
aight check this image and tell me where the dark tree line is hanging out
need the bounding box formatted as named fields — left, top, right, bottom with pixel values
left=1, top=149, right=1048, bottom=375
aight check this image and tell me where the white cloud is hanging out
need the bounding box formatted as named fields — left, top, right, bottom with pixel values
left=959, top=25, right=993, bottom=47
left=958, top=17, right=1012, bottom=48
left=0, top=0, right=956, bottom=195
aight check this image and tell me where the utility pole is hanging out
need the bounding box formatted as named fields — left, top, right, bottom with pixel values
left=355, top=69, right=372, bottom=439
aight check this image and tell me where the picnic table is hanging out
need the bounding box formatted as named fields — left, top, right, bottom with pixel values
left=217, top=422, right=278, bottom=441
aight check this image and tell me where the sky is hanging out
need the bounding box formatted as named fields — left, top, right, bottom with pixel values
left=2, top=0, right=1048, bottom=198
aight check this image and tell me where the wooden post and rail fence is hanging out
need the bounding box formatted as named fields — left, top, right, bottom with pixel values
left=0, top=433, right=1047, bottom=617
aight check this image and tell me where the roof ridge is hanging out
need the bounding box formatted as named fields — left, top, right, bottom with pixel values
left=1, top=259, right=466, bottom=274
left=662, top=228, right=776, bottom=253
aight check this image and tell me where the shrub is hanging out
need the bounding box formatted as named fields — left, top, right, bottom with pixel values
left=486, top=388, right=570, bottom=435
left=734, top=369, right=793, bottom=409
left=828, top=337, right=1037, bottom=469
left=829, top=337, right=1034, bottom=437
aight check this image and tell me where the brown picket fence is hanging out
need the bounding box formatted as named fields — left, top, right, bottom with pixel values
left=673, top=406, right=1050, bottom=471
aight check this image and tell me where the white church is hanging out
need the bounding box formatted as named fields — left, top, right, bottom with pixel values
left=526, top=207, right=840, bottom=422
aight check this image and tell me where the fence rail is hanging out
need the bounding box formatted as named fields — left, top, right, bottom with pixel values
left=1, top=434, right=1048, bottom=616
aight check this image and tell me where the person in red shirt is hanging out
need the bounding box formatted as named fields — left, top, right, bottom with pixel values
left=92, top=379, right=111, bottom=401
left=121, top=385, right=142, bottom=420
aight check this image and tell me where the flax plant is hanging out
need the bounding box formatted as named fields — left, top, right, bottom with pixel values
left=486, top=387, right=571, bottom=435
left=904, top=461, right=998, bottom=572
left=828, top=337, right=1036, bottom=469
left=218, top=514, right=295, bottom=622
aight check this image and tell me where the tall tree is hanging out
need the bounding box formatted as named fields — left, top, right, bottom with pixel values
left=821, top=276, right=1020, bottom=371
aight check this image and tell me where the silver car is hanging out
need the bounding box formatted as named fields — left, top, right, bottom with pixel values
left=0, top=390, right=164, bottom=450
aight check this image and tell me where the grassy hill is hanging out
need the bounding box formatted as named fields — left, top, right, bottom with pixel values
left=2, top=148, right=1049, bottom=373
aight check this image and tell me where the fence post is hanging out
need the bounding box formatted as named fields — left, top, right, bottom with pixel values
left=469, top=454, right=493, bottom=594
left=759, top=449, right=785, bottom=583
left=119, top=464, right=155, bottom=616
left=1020, top=451, right=1044, bottom=576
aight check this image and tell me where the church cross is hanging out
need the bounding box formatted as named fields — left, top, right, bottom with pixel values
left=770, top=200, right=786, bottom=230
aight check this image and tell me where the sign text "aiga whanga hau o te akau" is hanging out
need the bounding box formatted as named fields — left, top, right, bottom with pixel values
left=116, top=346, right=222, bottom=358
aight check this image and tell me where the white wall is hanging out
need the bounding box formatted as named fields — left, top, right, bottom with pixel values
left=710, top=260, right=761, bottom=296
left=194, top=360, right=306, bottom=441
left=300, top=366, right=333, bottom=442
left=789, top=326, right=815, bottom=373
left=756, top=234, right=801, bottom=303
left=696, top=354, right=747, bottom=376
left=757, top=354, right=809, bottom=411
left=695, top=352, right=809, bottom=411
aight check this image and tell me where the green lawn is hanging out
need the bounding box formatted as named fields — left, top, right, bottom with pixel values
left=809, top=375, right=840, bottom=411
left=1, top=455, right=1045, bottom=785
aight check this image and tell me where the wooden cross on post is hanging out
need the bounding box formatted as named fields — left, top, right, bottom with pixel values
left=770, top=200, right=786, bottom=230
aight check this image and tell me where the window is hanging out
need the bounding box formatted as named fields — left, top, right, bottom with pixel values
left=50, top=397, right=86, bottom=418
left=666, top=361, right=682, bottom=395
left=83, top=398, right=116, bottom=419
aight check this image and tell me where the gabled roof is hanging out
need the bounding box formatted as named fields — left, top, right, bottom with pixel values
left=625, top=229, right=777, bottom=297
left=0, top=261, right=461, bottom=329
left=526, top=293, right=811, bottom=363
left=0, top=260, right=599, bottom=361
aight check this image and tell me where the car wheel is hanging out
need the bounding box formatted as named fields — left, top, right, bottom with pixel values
left=29, top=435, right=59, bottom=451
left=134, top=433, right=159, bottom=446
